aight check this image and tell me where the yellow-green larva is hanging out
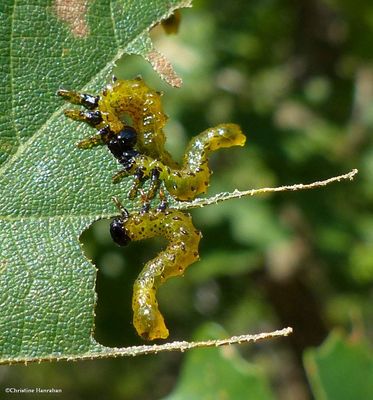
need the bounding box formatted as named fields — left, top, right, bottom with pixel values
left=57, top=77, right=246, bottom=202
left=110, top=205, right=201, bottom=340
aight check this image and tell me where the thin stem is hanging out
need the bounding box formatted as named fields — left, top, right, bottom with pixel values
left=175, top=169, right=358, bottom=210
left=1, top=327, right=293, bottom=365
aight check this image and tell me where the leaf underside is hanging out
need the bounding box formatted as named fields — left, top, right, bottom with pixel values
left=0, top=0, right=190, bottom=363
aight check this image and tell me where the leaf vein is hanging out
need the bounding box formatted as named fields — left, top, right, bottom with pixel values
left=0, top=0, right=189, bottom=179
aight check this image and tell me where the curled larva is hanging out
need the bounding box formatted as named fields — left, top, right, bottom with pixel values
left=110, top=204, right=202, bottom=340
left=57, top=77, right=246, bottom=202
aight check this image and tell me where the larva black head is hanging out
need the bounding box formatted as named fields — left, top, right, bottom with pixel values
left=107, top=126, right=139, bottom=166
left=117, top=126, right=137, bottom=148
left=110, top=218, right=131, bottom=246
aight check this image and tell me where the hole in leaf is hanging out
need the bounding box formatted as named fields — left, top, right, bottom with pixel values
left=79, top=218, right=169, bottom=346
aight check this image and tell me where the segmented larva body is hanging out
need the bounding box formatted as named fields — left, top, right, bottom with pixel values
left=110, top=208, right=202, bottom=340
left=124, top=123, right=246, bottom=201
left=58, top=78, right=246, bottom=202
left=98, top=79, right=175, bottom=165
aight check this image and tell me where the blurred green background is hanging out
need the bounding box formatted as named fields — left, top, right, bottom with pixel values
left=2, top=0, right=373, bottom=398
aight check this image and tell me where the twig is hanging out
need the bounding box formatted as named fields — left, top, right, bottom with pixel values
left=0, top=327, right=293, bottom=365
left=175, top=169, right=358, bottom=210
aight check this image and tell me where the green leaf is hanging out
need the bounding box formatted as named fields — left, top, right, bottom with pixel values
left=304, top=331, right=373, bottom=400
left=0, top=0, right=189, bottom=363
left=163, top=323, right=275, bottom=400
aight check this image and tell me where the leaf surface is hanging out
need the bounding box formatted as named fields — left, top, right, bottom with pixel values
left=304, top=332, right=373, bottom=400
left=0, top=0, right=189, bottom=363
